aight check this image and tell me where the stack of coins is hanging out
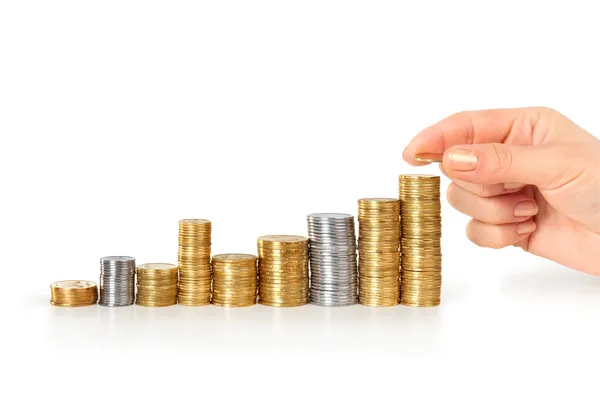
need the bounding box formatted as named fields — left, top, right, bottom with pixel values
left=399, top=175, right=442, bottom=307
left=178, top=219, right=212, bottom=306
left=212, top=254, right=258, bottom=307
left=307, top=213, right=358, bottom=306
left=357, top=198, right=401, bottom=306
left=136, top=263, right=179, bottom=307
left=257, top=235, right=309, bottom=307
left=50, top=280, right=98, bottom=307
left=99, top=256, right=136, bottom=307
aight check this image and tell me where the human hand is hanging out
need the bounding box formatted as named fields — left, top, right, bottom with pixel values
left=403, top=107, right=600, bottom=275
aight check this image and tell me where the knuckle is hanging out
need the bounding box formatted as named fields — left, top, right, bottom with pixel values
left=488, top=143, right=513, bottom=176
left=479, top=185, right=495, bottom=198
left=452, top=110, right=470, bottom=119
left=534, top=106, right=558, bottom=117
left=448, top=111, right=475, bottom=145
left=486, top=199, right=503, bottom=219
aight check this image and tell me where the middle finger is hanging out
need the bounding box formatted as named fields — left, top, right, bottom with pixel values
left=440, top=163, right=524, bottom=197
left=447, top=183, right=538, bottom=224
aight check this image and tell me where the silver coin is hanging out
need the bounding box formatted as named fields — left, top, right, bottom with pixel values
left=307, top=213, right=358, bottom=307
left=311, top=287, right=357, bottom=294
left=99, top=255, right=136, bottom=307
left=308, top=213, right=353, bottom=219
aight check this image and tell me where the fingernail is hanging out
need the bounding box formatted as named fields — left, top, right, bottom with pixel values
left=447, top=148, right=478, bottom=171
left=516, top=221, right=537, bottom=235
left=414, top=153, right=443, bottom=163
left=504, top=183, right=525, bottom=190
left=514, top=201, right=538, bottom=217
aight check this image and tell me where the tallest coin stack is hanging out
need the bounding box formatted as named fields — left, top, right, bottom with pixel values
left=399, top=175, right=442, bottom=307
left=178, top=219, right=212, bottom=306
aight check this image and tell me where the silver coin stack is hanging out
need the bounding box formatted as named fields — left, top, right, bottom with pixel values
left=99, top=256, right=136, bottom=307
left=307, top=213, right=358, bottom=306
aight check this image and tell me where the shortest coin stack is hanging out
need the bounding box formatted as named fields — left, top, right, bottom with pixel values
left=50, top=281, right=98, bottom=307
left=136, top=263, right=179, bottom=307
left=212, top=254, right=258, bottom=307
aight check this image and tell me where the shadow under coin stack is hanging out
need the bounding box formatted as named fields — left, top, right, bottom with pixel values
left=307, top=213, right=358, bottom=306
left=399, top=175, right=442, bottom=307
left=50, top=280, right=98, bottom=307
left=357, top=198, right=401, bottom=306
left=212, top=254, right=258, bottom=307
left=257, top=235, right=309, bottom=307
left=178, top=219, right=212, bottom=306
left=99, top=256, right=135, bottom=307
left=136, top=263, right=179, bottom=307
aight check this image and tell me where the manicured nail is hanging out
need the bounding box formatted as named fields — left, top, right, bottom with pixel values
left=514, top=201, right=538, bottom=217
left=504, top=183, right=525, bottom=190
left=516, top=221, right=537, bottom=235
left=414, top=152, right=443, bottom=163
left=447, top=148, right=478, bottom=171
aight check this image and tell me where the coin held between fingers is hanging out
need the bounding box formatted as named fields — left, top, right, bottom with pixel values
left=414, top=153, right=443, bottom=163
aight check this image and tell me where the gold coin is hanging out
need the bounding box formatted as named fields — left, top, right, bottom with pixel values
left=398, top=173, right=443, bottom=307
left=137, top=263, right=178, bottom=272
left=213, top=253, right=257, bottom=262
left=257, top=235, right=309, bottom=307
left=136, top=263, right=178, bottom=306
left=178, top=218, right=211, bottom=306
left=50, top=280, right=98, bottom=307
left=258, top=235, right=308, bottom=244
left=211, top=252, right=257, bottom=307
left=357, top=197, right=402, bottom=307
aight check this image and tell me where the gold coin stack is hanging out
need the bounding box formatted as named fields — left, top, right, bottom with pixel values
left=399, top=175, right=442, bottom=307
left=178, top=219, right=212, bottom=306
left=212, top=254, right=258, bottom=307
left=257, top=235, right=309, bottom=307
left=136, top=263, right=179, bottom=307
left=50, top=280, right=98, bottom=307
left=357, top=198, right=401, bottom=306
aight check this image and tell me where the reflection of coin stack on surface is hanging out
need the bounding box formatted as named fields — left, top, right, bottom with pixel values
left=307, top=213, right=358, bottom=307
left=178, top=219, right=211, bottom=306
left=50, top=281, right=98, bottom=307
left=399, top=175, right=442, bottom=307
left=212, top=254, right=258, bottom=307
left=257, top=235, right=309, bottom=307
left=357, top=198, right=401, bottom=306
left=99, top=256, right=136, bottom=307
left=136, top=263, right=179, bottom=307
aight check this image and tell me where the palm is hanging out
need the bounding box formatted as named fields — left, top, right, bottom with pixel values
left=521, top=186, right=600, bottom=275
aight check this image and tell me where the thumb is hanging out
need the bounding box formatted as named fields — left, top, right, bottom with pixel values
left=442, top=143, right=584, bottom=188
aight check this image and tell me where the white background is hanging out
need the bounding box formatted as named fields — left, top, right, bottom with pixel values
left=1, top=1, right=599, bottom=395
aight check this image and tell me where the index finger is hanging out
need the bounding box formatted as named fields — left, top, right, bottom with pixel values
left=402, top=108, right=537, bottom=166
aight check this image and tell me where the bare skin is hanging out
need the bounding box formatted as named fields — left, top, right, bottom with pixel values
left=403, top=107, right=600, bottom=275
